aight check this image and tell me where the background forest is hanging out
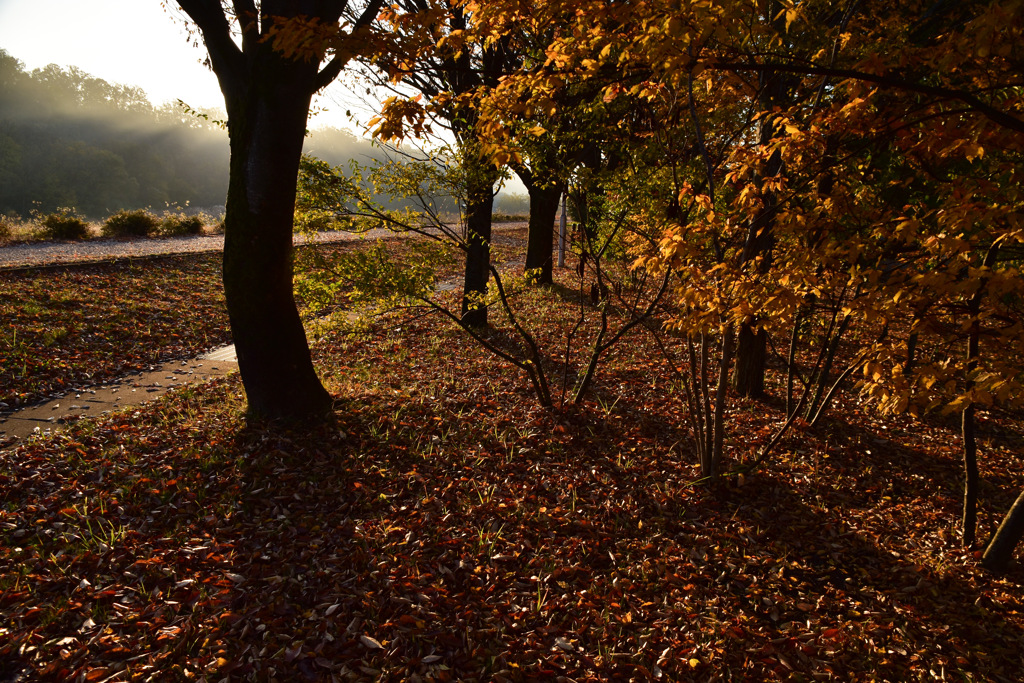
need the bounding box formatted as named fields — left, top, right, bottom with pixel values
left=0, top=49, right=393, bottom=220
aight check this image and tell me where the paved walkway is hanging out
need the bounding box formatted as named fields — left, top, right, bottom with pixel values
left=0, top=348, right=237, bottom=444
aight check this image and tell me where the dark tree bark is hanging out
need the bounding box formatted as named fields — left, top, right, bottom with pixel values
left=221, top=60, right=332, bottom=419
left=387, top=0, right=512, bottom=326
left=461, top=168, right=496, bottom=327
left=961, top=402, right=980, bottom=547
left=523, top=184, right=561, bottom=285
left=176, top=0, right=381, bottom=420
left=983, top=489, right=1024, bottom=572
left=511, top=147, right=563, bottom=286
left=733, top=321, right=767, bottom=397
left=960, top=243, right=1000, bottom=546
left=731, top=35, right=788, bottom=399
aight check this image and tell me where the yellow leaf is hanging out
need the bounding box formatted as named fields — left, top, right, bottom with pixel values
left=786, top=8, right=798, bottom=31
left=528, top=126, right=547, bottom=137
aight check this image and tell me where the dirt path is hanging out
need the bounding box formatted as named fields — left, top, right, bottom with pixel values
left=0, top=228, right=387, bottom=269
left=0, top=222, right=530, bottom=269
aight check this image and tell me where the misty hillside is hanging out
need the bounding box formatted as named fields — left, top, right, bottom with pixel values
left=0, top=49, right=384, bottom=220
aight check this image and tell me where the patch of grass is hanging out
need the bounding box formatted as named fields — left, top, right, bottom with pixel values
left=492, top=212, right=529, bottom=223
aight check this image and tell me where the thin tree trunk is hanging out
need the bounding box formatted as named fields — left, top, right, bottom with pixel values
left=961, top=244, right=1000, bottom=546
left=804, top=313, right=852, bottom=422
left=785, top=309, right=803, bottom=415
left=710, top=326, right=735, bottom=477
left=962, top=403, right=979, bottom=547
left=732, top=65, right=785, bottom=398
left=461, top=170, right=495, bottom=327
left=982, top=489, right=1024, bottom=572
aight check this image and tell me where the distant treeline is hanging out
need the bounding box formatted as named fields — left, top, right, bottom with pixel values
left=0, top=50, right=388, bottom=220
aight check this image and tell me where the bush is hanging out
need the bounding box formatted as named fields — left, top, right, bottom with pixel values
left=39, top=208, right=91, bottom=240
left=492, top=212, right=529, bottom=223
left=0, top=216, right=12, bottom=243
left=102, top=209, right=160, bottom=238
left=159, top=212, right=206, bottom=236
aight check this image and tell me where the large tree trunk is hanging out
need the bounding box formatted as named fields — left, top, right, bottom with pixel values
left=524, top=183, right=562, bottom=285
left=221, top=59, right=332, bottom=420
left=173, top=0, right=388, bottom=422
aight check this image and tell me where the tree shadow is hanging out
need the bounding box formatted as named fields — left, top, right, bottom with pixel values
left=4, top=379, right=1022, bottom=681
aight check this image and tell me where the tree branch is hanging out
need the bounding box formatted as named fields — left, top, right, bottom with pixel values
left=313, top=0, right=386, bottom=91
left=175, top=0, right=246, bottom=100
left=708, top=60, right=1024, bottom=135
left=232, top=0, right=259, bottom=53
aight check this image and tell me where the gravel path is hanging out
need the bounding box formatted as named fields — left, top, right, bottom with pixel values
left=0, top=223, right=531, bottom=269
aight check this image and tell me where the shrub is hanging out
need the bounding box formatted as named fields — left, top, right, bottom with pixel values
left=159, top=212, right=206, bottom=236
left=0, top=216, right=12, bottom=243
left=102, top=209, right=159, bottom=238
left=491, top=212, right=529, bottom=223
left=39, top=208, right=91, bottom=240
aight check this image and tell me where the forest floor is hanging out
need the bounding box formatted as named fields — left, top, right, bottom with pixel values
left=1, top=232, right=1023, bottom=682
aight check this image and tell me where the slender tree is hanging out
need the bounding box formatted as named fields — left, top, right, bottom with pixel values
left=366, top=0, right=516, bottom=326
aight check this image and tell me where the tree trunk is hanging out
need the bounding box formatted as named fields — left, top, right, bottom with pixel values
left=960, top=243, right=999, bottom=546
left=982, top=488, right=1024, bottom=572
left=733, top=319, right=767, bottom=398
left=707, top=326, right=735, bottom=478
left=461, top=171, right=495, bottom=327
left=961, top=403, right=979, bottom=547
left=524, top=183, right=562, bottom=284
left=732, top=67, right=786, bottom=399
left=221, top=60, right=332, bottom=420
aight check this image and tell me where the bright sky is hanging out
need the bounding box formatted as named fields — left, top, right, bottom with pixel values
left=0, top=0, right=364, bottom=130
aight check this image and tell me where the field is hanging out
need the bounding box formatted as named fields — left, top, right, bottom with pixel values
left=1, top=237, right=1023, bottom=682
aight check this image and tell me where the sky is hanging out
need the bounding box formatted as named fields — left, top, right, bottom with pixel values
left=0, top=0, right=366, bottom=131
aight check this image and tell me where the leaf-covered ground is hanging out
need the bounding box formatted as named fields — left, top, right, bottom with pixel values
left=0, top=234, right=477, bottom=410
left=2, top=244, right=1024, bottom=682
left=0, top=255, right=231, bottom=409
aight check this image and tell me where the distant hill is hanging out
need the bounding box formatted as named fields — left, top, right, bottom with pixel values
left=0, top=50, right=382, bottom=219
